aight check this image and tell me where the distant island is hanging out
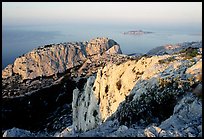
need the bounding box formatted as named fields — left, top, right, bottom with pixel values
left=123, top=30, right=153, bottom=35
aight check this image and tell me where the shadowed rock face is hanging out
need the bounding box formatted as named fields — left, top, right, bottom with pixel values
left=2, top=77, right=76, bottom=132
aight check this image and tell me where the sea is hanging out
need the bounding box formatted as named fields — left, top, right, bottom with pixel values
left=2, top=23, right=202, bottom=69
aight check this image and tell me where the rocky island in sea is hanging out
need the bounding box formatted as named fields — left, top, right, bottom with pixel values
left=2, top=37, right=202, bottom=137
left=123, top=30, right=153, bottom=35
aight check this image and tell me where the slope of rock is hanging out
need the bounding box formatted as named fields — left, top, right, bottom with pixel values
left=146, top=41, right=202, bottom=55
left=4, top=90, right=202, bottom=137
left=1, top=37, right=123, bottom=134
left=2, top=39, right=202, bottom=137
left=69, top=50, right=202, bottom=136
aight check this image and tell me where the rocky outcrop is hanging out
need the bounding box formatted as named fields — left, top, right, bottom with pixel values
left=3, top=127, right=35, bottom=137
left=4, top=91, right=202, bottom=137
left=86, top=37, right=121, bottom=56
left=2, top=37, right=122, bottom=80
left=147, top=41, right=202, bottom=55
left=2, top=38, right=202, bottom=137
left=72, top=76, right=101, bottom=132
left=105, top=45, right=122, bottom=54
left=58, top=92, right=201, bottom=137
left=70, top=51, right=202, bottom=136
left=72, top=55, right=167, bottom=132
left=1, top=37, right=123, bottom=135
left=2, top=64, right=13, bottom=78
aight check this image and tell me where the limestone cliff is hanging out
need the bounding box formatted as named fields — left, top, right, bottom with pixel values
left=2, top=37, right=122, bottom=80
left=2, top=37, right=123, bottom=135
left=71, top=50, right=202, bottom=136
left=2, top=39, right=202, bottom=137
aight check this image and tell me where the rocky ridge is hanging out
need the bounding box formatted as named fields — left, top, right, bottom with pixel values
left=57, top=47, right=202, bottom=137
left=67, top=50, right=202, bottom=136
left=2, top=40, right=202, bottom=137
left=146, top=41, right=202, bottom=56
left=2, top=37, right=121, bottom=80
left=2, top=37, right=123, bottom=98
left=2, top=37, right=126, bottom=135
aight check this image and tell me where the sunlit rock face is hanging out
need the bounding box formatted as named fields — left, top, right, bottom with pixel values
left=72, top=52, right=202, bottom=134
left=2, top=64, right=13, bottom=79
left=86, top=37, right=122, bottom=56
left=2, top=37, right=122, bottom=80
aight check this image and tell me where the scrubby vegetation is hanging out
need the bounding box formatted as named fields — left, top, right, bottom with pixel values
left=179, top=47, right=199, bottom=59
left=116, top=77, right=192, bottom=127
left=158, top=56, right=176, bottom=64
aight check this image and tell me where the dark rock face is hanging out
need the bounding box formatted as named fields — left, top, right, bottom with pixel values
left=2, top=77, right=76, bottom=133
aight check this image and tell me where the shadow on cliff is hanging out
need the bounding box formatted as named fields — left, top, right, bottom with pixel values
left=2, top=77, right=76, bottom=132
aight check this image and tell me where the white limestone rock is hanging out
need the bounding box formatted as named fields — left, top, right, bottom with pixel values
left=71, top=53, right=202, bottom=133
left=157, top=93, right=202, bottom=137
left=58, top=50, right=202, bottom=137
left=2, top=64, right=13, bottom=79
left=3, top=127, right=35, bottom=137
left=106, top=45, right=122, bottom=54
left=72, top=76, right=101, bottom=132
left=54, top=125, right=73, bottom=137
left=85, top=37, right=120, bottom=56
left=2, top=37, right=121, bottom=80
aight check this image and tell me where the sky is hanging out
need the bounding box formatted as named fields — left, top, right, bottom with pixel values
left=2, top=2, right=202, bottom=27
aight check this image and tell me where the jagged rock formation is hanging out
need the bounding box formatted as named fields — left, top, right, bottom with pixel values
left=72, top=54, right=174, bottom=132
left=3, top=127, right=36, bottom=137
left=63, top=92, right=201, bottom=137
left=2, top=37, right=122, bottom=80
left=4, top=90, right=202, bottom=137
left=1, top=37, right=123, bottom=134
left=2, top=39, right=202, bottom=137
left=68, top=48, right=202, bottom=136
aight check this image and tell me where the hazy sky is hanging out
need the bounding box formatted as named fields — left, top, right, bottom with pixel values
left=2, top=2, right=202, bottom=26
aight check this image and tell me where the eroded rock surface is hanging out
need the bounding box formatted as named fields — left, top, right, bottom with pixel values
left=70, top=49, right=202, bottom=136
left=2, top=37, right=122, bottom=80
left=2, top=40, right=202, bottom=137
left=2, top=37, right=123, bottom=135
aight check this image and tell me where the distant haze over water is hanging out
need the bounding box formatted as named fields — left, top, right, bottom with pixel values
left=2, top=23, right=202, bottom=69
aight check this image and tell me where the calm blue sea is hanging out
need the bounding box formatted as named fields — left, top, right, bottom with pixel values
left=2, top=23, right=202, bottom=69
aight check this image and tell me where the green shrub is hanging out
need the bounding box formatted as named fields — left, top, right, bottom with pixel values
left=116, top=78, right=192, bottom=127
left=158, top=57, right=176, bottom=64
left=180, top=47, right=199, bottom=59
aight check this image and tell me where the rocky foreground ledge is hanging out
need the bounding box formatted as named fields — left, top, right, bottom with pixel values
left=2, top=38, right=202, bottom=137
